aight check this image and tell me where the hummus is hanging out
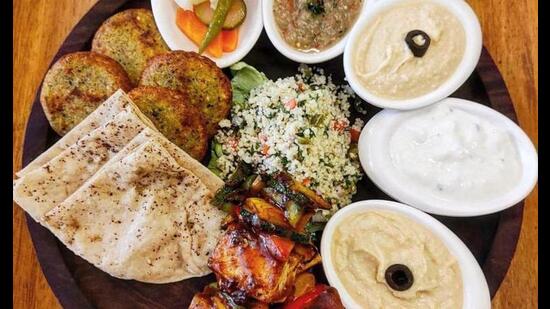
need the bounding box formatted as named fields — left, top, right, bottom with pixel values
left=353, top=0, right=466, bottom=100
left=331, top=210, right=463, bottom=308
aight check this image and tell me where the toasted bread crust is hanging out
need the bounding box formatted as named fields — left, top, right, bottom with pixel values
left=40, top=51, right=132, bottom=135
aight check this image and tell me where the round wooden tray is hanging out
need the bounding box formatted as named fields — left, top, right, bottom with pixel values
left=22, top=0, right=524, bottom=308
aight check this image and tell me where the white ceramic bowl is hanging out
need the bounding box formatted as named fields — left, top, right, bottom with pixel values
left=343, top=0, right=482, bottom=110
left=358, top=98, right=538, bottom=216
left=262, top=0, right=369, bottom=64
left=151, top=0, right=263, bottom=68
left=321, top=200, right=491, bottom=309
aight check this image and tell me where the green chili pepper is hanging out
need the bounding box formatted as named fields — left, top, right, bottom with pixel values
left=199, top=0, right=232, bottom=54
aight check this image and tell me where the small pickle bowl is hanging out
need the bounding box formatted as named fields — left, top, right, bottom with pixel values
left=320, top=200, right=491, bottom=309
left=343, top=0, right=482, bottom=110
left=262, top=0, right=369, bottom=64
left=151, top=0, right=263, bottom=68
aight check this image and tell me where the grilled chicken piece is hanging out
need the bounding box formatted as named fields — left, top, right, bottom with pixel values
left=208, top=223, right=320, bottom=304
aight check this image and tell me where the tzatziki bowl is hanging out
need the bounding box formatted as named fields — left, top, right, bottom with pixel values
left=358, top=98, right=538, bottom=216
left=343, top=0, right=482, bottom=110
left=321, top=200, right=491, bottom=309
left=262, top=0, right=369, bottom=64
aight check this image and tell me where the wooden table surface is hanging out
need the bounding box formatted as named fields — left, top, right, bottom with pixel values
left=13, top=0, right=538, bottom=308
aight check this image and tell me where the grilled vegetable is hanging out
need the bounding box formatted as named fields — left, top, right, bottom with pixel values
left=199, top=0, right=232, bottom=54
left=293, top=273, right=316, bottom=299
left=285, top=200, right=304, bottom=228
left=284, top=285, right=345, bottom=309
left=260, top=233, right=295, bottom=262
left=244, top=198, right=292, bottom=229
left=195, top=0, right=247, bottom=30
left=294, top=211, right=314, bottom=234
left=226, top=161, right=251, bottom=187
left=289, top=180, right=331, bottom=209
left=243, top=174, right=264, bottom=193
left=261, top=187, right=288, bottom=208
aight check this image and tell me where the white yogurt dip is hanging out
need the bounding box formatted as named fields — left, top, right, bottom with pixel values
left=389, top=104, right=522, bottom=202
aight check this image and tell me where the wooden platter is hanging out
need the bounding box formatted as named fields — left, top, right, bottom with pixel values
left=21, top=0, right=524, bottom=307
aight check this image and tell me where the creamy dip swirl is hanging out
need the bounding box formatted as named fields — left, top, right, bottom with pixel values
left=332, top=210, right=463, bottom=308
left=389, top=104, right=523, bottom=202
left=353, top=0, right=466, bottom=99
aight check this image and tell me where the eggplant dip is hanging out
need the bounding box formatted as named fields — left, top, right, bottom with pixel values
left=273, top=0, right=363, bottom=52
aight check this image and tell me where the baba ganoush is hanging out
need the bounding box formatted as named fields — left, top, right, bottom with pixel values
left=273, top=0, right=363, bottom=52
left=352, top=0, right=466, bottom=99
left=332, top=209, right=463, bottom=308
left=389, top=104, right=523, bottom=202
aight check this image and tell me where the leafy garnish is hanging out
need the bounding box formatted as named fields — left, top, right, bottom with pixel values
left=230, top=62, right=268, bottom=107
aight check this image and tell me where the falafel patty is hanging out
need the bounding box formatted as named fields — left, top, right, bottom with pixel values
left=139, top=51, right=232, bottom=136
left=40, top=51, right=133, bottom=135
left=92, top=9, right=169, bottom=85
left=128, top=86, right=208, bottom=160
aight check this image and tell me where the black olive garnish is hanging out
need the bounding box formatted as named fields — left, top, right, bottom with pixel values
left=385, top=264, right=414, bottom=291
left=405, top=30, right=431, bottom=57
left=307, top=0, right=325, bottom=15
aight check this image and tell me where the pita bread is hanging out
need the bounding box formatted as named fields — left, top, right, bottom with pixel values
left=13, top=110, right=149, bottom=222
left=43, top=140, right=225, bottom=283
left=17, top=90, right=156, bottom=178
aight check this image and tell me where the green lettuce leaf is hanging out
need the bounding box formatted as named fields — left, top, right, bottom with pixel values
left=230, top=62, right=267, bottom=106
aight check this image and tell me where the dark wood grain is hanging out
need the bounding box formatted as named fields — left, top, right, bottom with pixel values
left=19, top=0, right=526, bottom=307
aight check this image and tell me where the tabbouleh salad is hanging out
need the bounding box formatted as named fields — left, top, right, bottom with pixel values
left=209, top=63, right=364, bottom=215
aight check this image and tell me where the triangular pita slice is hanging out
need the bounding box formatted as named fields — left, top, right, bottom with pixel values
left=13, top=109, right=150, bottom=222
left=17, top=89, right=155, bottom=177
left=43, top=140, right=225, bottom=283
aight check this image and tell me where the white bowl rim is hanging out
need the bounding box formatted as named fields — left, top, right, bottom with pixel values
left=150, top=0, right=264, bottom=68
left=262, top=0, right=369, bottom=64
left=320, top=199, right=491, bottom=309
left=358, top=98, right=539, bottom=217
left=343, top=0, right=483, bottom=110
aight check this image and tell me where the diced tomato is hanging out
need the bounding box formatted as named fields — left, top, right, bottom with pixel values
left=284, top=285, right=329, bottom=309
left=350, top=128, right=361, bottom=142
left=233, top=206, right=241, bottom=218
left=301, top=178, right=311, bottom=186
left=261, top=144, right=270, bottom=155
left=285, top=99, right=297, bottom=110
left=228, top=138, right=239, bottom=151
left=332, top=120, right=348, bottom=132
left=260, top=233, right=295, bottom=262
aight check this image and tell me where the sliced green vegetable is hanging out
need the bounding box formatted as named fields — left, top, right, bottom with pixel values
left=214, top=141, right=224, bottom=157
left=230, top=62, right=268, bottom=106
left=243, top=174, right=257, bottom=190
left=286, top=200, right=304, bottom=228
left=226, top=161, right=252, bottom=187
left=199, top=0, right=232, bottom=54
left=195, top=0, right=247, bottom=29
left=221, top=202, right=235, bottom=213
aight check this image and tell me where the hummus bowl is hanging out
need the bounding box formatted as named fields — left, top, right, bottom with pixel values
left=343, top=0, right=482, bottom=110
left=321, top=200, right=491, bottom=309
left=262, top=0, right=369, bottom=64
